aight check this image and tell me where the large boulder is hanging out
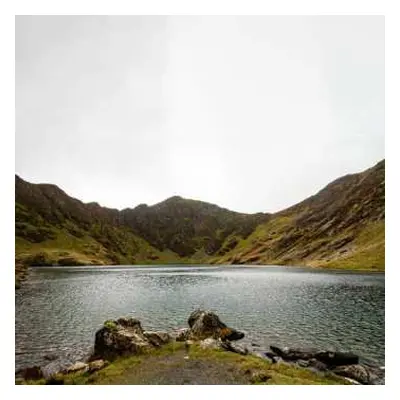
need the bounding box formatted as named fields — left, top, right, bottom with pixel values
left=93, top=317, right=154, bottom=360
left=188, top=310, right=244, bottom=341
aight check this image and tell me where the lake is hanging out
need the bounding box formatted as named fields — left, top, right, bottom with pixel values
left=15, top=265, right=385, bottom=371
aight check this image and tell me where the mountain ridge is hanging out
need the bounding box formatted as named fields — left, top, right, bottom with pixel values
left=15, top=160, right=385, bottom=287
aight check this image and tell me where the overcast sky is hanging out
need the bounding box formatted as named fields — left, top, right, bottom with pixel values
left=15, top=16, right=384, bottom=213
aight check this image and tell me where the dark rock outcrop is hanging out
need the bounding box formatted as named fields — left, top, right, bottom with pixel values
left=267, top=344, right=383, bottom=384
left=315, top=350, right=359, bottom=367
left=188, top=309, right=245, bottom=341
left=269, top=345, right=358, bottom=367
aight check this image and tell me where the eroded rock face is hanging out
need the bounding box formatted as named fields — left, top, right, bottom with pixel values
left=188, top=310, right=245, bottom=341
left=94, top=317, right=154, bottom=360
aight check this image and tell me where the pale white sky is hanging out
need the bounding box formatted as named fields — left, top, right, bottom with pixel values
left=15, top=16, right=384, bottom=213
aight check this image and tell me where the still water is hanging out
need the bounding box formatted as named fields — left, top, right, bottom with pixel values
left=15, top=265, right=385, bottom=370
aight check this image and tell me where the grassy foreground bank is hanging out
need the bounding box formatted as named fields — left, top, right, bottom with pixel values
left=20, top=342, right=349, bottom=385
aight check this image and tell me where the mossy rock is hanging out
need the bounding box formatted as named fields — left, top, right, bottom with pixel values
left=104, top=320, right=118, bottom=331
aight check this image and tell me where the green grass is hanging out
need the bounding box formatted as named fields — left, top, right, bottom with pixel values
left=214, top=215, right=385, bottom=272
left=21, top=343, right=349, bottom=385
left=15, top=227, right=183, bottom=267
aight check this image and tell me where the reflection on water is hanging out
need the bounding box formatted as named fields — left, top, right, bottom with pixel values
left=15, top=265, right=384, bottom=370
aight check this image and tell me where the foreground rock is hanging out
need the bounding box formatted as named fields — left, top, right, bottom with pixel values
left=188, top=309, right=245, bottom=341
left=172, top=328, right=191, bottom=342
left=267, top=345, right=383, bottom=385
left=16, top=310, right=383, bottom=385
left=269, top=345, right=359, bottom=367
left=66, top=362, right=89, bottom=374
left=332, top=364, right=384, bottom=385
left=93, top=317, right=171, bottom=360
left=88, top=359, right=108, bottom=373
left=199, top=337, right=249, bottom=355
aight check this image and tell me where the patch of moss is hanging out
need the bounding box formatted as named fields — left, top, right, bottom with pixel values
left=104, top=320, right=118, bottom=331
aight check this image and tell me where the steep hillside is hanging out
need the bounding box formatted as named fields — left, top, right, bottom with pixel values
left=15, top=176, right=268, bottom=274
left=15, top=175, right=179, bottom=270
left=120, top=197, right=268, bottom=258
left=213, top=160, right=385, bottom=271
left=15, top=159, right=385, bottom=286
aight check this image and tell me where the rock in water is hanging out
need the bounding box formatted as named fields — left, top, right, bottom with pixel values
left=315, top=351, right=359, bottom=367
left=43, top=353, right=58, bottom=361
left=269, top=346, right=320, bottom=361
left=269, top=345, right=359, bottom=367
left=93, top=317, right=153, bottom=360
left=188, top=309, right=245, bottom=341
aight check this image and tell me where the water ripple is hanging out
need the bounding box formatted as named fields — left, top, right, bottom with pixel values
left=15, top=266, right=384, bottom=370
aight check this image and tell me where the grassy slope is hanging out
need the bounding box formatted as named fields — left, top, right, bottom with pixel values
left=21, top=342, right=348, bottom=385
left=212, top=161, right=385, bottom=271
left=15, top=228, right=181, bottom=266
left=212, top=218, right=384, bottom=271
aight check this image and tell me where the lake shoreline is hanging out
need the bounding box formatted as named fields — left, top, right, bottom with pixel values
left=16, top=310, right=384, bottom=385
left=15, top=265, right=385, bottom=372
